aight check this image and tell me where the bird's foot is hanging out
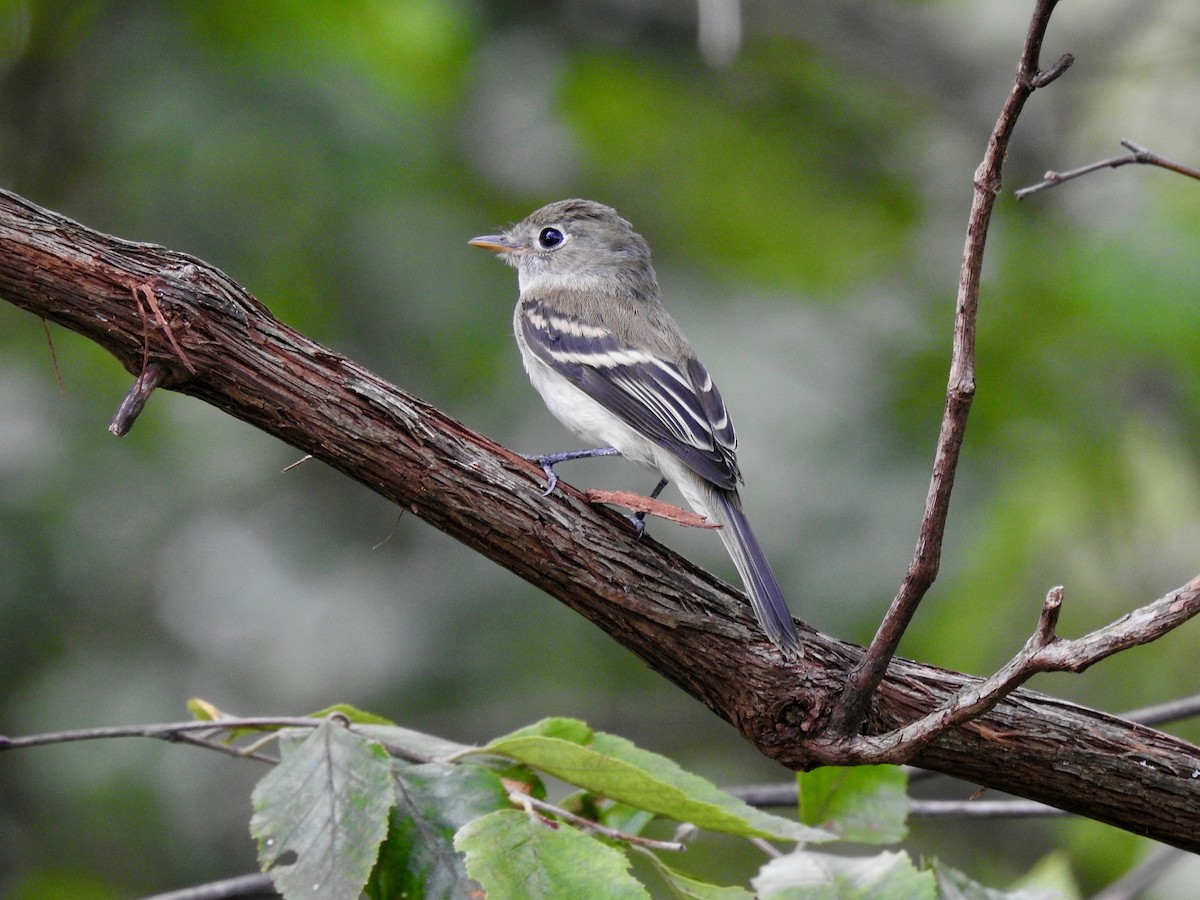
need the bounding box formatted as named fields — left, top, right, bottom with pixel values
left=521, top=447, right=620, bottom=496
left=627, top=510, right=648, bottom=540
left=625, top=477, right=670, bottom=539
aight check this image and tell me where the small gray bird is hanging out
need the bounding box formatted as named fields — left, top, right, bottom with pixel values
left=470, top=199, right=802, bottom=658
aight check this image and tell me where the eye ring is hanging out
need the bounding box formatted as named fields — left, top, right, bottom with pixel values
left=537, top=226, right=565, bottom=249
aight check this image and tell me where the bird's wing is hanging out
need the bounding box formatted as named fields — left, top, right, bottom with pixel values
left=521, top=297, right=741, bottom=489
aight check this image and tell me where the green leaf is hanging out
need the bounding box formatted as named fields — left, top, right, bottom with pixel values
left=754, top=849, right=935, bottom=900
left=480, top=721, right=829, bottom=844
left=186, top=697, right=224, bottom=721
left=250, top=719, right=395, bottom=900
left=797, top=766, right=908, bottom=844
left=641, top=854, right=754, bottom=900
left=492, top=716, right=595, bottom=745
left=367, top=762, right=511, bottom=900
left=455, top=808, right=650, bottom=899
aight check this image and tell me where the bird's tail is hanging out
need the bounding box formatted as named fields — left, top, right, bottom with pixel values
left=708, top=487, right=803, bottom=658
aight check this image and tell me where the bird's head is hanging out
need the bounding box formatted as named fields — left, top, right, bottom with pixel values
left=470, top=199, right=657, bottom=298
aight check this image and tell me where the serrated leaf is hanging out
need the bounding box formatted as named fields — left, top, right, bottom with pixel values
left=480, top=726, right=829, bottom=844
left=754, top=849, right=935, bottom=900
left=797, top=766, right=908, bottom=844
left=305, top=703, right=395, bottom=726
left=455, top=808, right=650, bottom=899
left=250, top=719, right=395, bottom=900
left=367, top=762, right=511, bottom=900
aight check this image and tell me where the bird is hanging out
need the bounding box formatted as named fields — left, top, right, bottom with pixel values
left=469, top=199, right=802, bottom=658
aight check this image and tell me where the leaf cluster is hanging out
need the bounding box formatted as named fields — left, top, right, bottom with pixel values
left=242, top=708, right=1067, bottom=899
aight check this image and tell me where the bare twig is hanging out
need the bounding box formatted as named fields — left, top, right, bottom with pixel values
left=908, top=799, right=1059, bottom=819
left=142, top=873, right=279, bottom=900
left=40, top=317, right=65, bottom=396
left=827, top=0, right=1071, bottom=738
left=0, top=716, right=327, bottom=752
left=0, top=715, right=458, bottom=768
left=168, top=730, right=279, bottom=765
left=1123, top=693, right=1200, bottom=728
left=508, top=789, right=687, bottom=852
left=1015, top=139, right=1200, bottom=199
left=830, top=576, right=1200, bottom=763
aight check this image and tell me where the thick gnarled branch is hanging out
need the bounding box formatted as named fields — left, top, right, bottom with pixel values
left=4, top=188, right=1200, bottom=850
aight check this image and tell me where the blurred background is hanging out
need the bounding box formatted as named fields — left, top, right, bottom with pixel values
left=1, top=0, right=1200, bottom=896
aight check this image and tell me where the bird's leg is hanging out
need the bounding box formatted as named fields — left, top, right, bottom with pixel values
left=629, top=477, right=669, bottom=540
left=522, top=447, right=621, bottom=496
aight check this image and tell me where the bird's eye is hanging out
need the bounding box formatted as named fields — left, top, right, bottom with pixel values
left=537, top=227, right=565, bottom=249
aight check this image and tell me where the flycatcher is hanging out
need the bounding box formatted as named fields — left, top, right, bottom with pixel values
left=469, top=199, right=802, bottom=658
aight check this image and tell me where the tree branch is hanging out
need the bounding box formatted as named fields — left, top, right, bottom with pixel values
left=4, top=186, right=1200, bottom=849
left=827, top=0, right=1072, bottom=737
left=1015, top=139, right=1200, bottom=199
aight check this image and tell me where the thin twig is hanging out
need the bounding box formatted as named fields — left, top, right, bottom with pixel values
left=508, top=789, right=687, bottom=852
left=1123, top=693, right=1200, bottom=728
left=907, top=799, right=1059, bottom=819
left=141, top=873, right=279, bottom=900
left=1015, top=139, right=1200, bottom=199
left=827, top=0, right=1070, bottom=738
left=40, top=318, right=65, bottom=397
left=169, top=731, right=279, bottom=765
left=1033, top=575, right=1200, bottom=673
left=0, top=716, right=328, bottom=751
left=281, top=454, right=313, bottom=473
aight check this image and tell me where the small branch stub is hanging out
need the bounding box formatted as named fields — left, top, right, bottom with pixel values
left=109, top=362, right=171, bottom=436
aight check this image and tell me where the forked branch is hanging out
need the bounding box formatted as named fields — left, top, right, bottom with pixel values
left=819, top=577, right=1200, bottom=764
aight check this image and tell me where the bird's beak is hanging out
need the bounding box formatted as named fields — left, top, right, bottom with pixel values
left=468, top=234, right=518, bottom=254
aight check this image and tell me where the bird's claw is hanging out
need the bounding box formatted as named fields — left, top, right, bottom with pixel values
left=538, top=464, right=559, bottom=496
left=627, top=511, right=647, bottom=540
left=521, top=447, right=620, bottom=496
left=522, top=454, right=561, bottom=496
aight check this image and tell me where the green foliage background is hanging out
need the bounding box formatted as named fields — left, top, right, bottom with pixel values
left=1, top=0, right=1199, bottom=896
